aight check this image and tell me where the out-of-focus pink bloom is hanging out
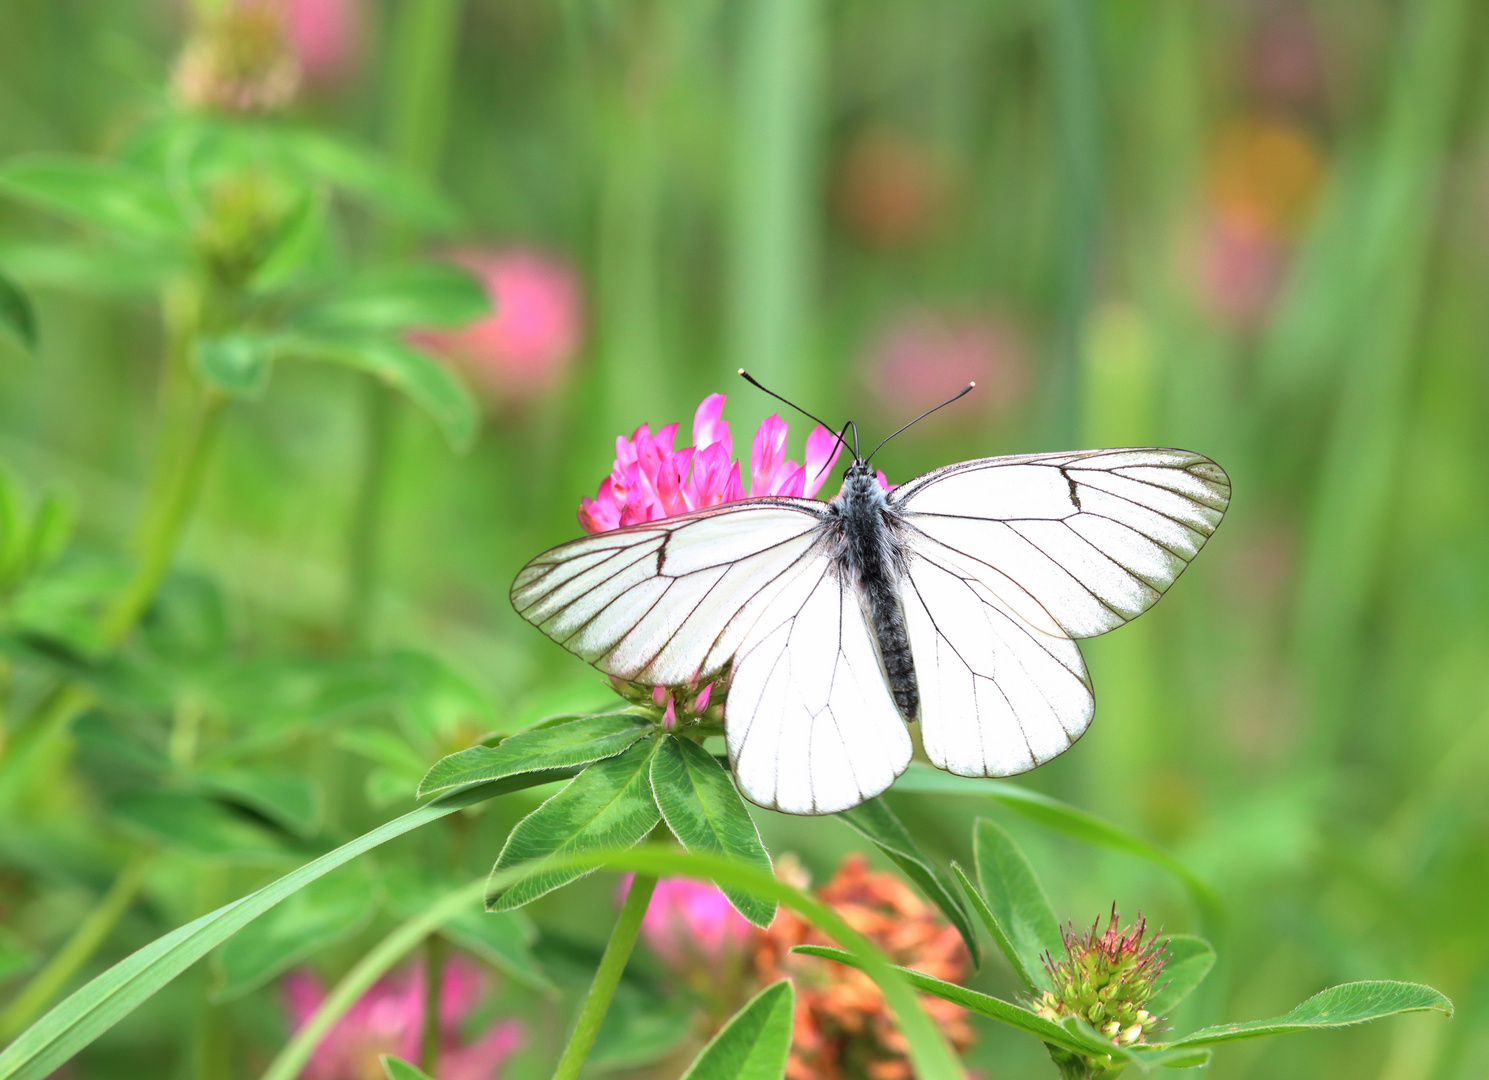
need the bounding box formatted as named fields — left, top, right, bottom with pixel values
left=834, top=127, right=950, bottom=249
left=420, top=249, right=583, bottom=409
left=867, top=310, right=1028, bottom=421
left=1247, top=9, right=1325, bottom=110
left=283, top=958, right=522, bottom=1080
left=1207, top=118, right=1324, bottom=241
left=620, top=876, right=755, bottom=973
left=1198, top=215, right=1287, bottom=329
left=280, top=0, right=361, bottom=85
left=1197, top=116, right=1325, bottom=329
left=578, top=394, right=856, bottom=535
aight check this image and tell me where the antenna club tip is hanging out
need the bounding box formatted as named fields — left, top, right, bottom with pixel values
left=737, top=368, right=746, bottom=375
left=968, top=381, right=976, bottom=388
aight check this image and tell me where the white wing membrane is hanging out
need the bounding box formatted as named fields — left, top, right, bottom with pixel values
left=727, top=562, right=912, bottom=814
left=903, top=534, right=1093, bottom=775
left=510, top=501, right=826, bottom=687
left=894, top=448, right=1229, bottom=777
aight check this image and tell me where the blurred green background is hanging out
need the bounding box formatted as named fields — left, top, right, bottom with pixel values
left=1, top=0, right=1487, bottom=1077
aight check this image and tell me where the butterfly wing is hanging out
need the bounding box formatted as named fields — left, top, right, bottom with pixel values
left=891, top=448, right=1230, bottom=777
left=512, top=498, right=912, bottom=814
left=510, top=499, right=828, bottom=686
left=725, top=558, right=913, bottom=814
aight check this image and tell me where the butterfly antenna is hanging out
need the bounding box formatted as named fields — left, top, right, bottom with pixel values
left=866, top=383, right=975, bottom=461
left=738, top=369, right=854, bottom=460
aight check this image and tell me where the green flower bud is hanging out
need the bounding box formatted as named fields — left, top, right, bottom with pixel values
left=1031, top=904, right=1172, bottom=1077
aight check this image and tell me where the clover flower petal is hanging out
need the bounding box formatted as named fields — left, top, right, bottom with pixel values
left=282, top=958, right=523, bottom=1080
left=803, top=424, right=845, bottom=496
left=692, top=392, right=733, bottom=457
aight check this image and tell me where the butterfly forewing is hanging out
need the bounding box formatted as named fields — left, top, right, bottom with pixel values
left=893, top=447, right=1230, bottom=777
left=510, top=500, right=826, bottom=687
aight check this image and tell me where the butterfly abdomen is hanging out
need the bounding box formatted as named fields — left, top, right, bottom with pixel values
left=863, top=576, right=918, bottom=720
left=831, top=469, right=919, bottom=721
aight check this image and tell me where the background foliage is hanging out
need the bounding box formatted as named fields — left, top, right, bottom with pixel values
left=1, top=0, right=1486, bottom=1078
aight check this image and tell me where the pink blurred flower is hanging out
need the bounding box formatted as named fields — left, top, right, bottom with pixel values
left=866, top=310, right=1028, bottom=420
left=1247, top=9, right=1326, bottom=111
left=1198, top=215, right=1287, bottom=329
left=282, top=958, right=522, bottom=1080
left=420, top=249, right=583, bottom=408
left=578, top=394, right=863, bottom=535
left=620, top=876, right=755, bottom=973
left=280, top=0, right=361, bottom=85
left=834, top=127, right=951, bottom=249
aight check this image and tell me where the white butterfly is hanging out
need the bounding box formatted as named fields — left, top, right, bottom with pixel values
left=511, top=443, right=1229, bottom=815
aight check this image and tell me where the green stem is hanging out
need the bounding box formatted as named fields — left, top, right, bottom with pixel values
left=0, top=284, right=224, bottom=1034
left=0, top=851, right=154, bottom=1040
left=1046, top=0, right=1103, bottom=449
left=99, top=389, right=225, bottom=648
left=550, top=874, right=657, bottom=1080
left=727, top=0, right=824, bottom=401
left=258, top=880, right=485, bottom=1080
left=420, top=933, right=447, bottom=1075
left=384, top=0, right=464, bottom=201
left=0, top=683, right=93, bottom=811
left=343, top=378, right=394, bottom=642
left=342, top=0, right=466, bottom=643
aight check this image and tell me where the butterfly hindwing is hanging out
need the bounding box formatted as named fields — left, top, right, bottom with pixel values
left=726, top=558, right=912, bottom=814
left=893, top=448, right=1229, bottom=777
left=901, top=531, right=1094, bottom=776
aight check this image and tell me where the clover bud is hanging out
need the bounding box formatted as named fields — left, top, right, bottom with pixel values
left=1034, top=903, right=1170, bottom=1057
left=609, top=673, right=728, bottom=735
left=173, top=2, right=301, bottom=114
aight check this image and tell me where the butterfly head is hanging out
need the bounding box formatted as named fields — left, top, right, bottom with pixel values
left=738, top=369, right=974, bottom=490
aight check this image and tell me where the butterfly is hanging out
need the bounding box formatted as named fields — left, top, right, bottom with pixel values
left=511, top=385, right=1230, bottom=815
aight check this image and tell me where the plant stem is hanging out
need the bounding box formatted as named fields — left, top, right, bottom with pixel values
left=384, top=0, right=464, bottom=199
left=0, top=280, right=223, bottom=1035
left=0, top=850, right=153, bottom=1040
left=258, top=880, right=485, bottom=1080
left=342, top=377, right=394, bottom=642
left=342, top=0, right=466, bottom=643
left=550, top=874, right=657, bottom=1080
left=99, top=389, right=225, bottom=648
left=0, top=682, right=93, bottom=812
left=727, top=0, right=824, bottom=402
left=1046, top=0, right=1103, bottom=449
left=420, top=933, right=447, bottom=1075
